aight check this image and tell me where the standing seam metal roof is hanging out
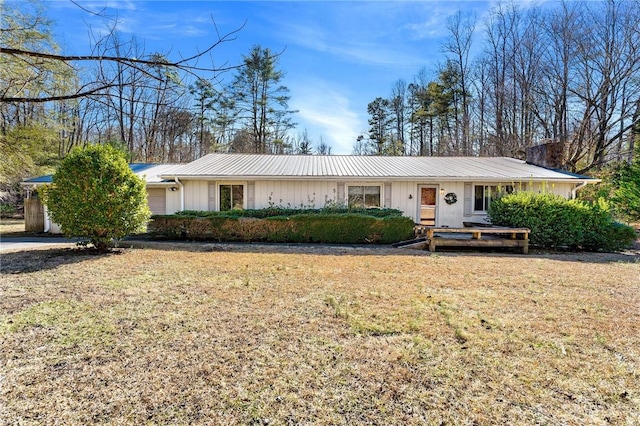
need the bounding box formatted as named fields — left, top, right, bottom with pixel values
left=22, top=164, right=184, bottom=185
left=162, top=154, right=595, bottom=181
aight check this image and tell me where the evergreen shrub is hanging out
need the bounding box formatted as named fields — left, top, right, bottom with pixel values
left=488, top=192, right=636, bottom=251
left=41, top=145, right=151, bottom=250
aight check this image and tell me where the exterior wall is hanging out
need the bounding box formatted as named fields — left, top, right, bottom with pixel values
left=182, top=180, right=210, bottom=211
left=179, top=178, right=581, bottom=228
left=147, top=186, right=182, bottom=215
left=147, top=188, right=167, bottom=215
left=390, top=181, right=463, bottom=227
left=529, top=181, right=575, bottom=198
left=43, top=205, right=62, bottom=234
left=437, top=182, right=466, bottom=227
left=254, top=180, right=338, bottom=209
left=166, top=188, right=181, bottom=214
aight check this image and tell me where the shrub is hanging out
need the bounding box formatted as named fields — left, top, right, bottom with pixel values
left=578, top=157, right=640, bottom=223
left=612, top=159, right=640, bottom=222
left=41, top=145, right=151, bottom=251
left=0, top=203, right=17, bottom=218
left=488, top=192, right=635, bottom=251
left=149, top=213, right=415, bottom=244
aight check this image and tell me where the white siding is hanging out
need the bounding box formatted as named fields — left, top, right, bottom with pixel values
left=389, top=181, right=416, bottom=220
left=530, top=181, right=575, bottom=198
left=179, top=179, right=581, bottom=227
left=166, top=189, right=181, bottom=214
left=183, top=180, right=209, bottom=211
left=438, top=181, right=466, bottom=227
left=390, top=181, right=465, bottom=227
left=254, top=180, right=337, bottom=209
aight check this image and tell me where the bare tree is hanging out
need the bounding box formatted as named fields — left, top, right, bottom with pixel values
left=390, top=79, right=407, bottom=155
left=568, top=0, right=640, bottom=171
left=0, top=3, right=243, bottom=104
left=443, top=11, right=476, bottom=155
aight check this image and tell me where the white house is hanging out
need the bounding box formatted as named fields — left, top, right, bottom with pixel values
left=23, top=154, right=599, bottom=233
left=157, top=154, right=598, bottom=228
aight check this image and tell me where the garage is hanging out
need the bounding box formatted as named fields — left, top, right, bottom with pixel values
left=147, top=188, right=166, bottom=215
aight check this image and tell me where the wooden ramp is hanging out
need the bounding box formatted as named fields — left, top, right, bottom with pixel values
left=396, top=227, right=530, bottom=254
left=392, top=237, right=428, bottom=250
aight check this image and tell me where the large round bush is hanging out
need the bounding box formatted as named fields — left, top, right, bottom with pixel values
left=42, top=145, right=151, bottom=250
left=488, top=191, right=636, bottom=251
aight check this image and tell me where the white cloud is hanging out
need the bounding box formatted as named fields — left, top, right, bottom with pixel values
left=274, top=13, right=425, bottom=69
left=290, top=80, right=365, bottom=155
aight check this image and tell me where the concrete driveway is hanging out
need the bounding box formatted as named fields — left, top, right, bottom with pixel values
left=0, top=237, right=77, bottom=252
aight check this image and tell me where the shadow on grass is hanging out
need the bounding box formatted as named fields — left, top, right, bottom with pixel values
left=122, top=238, right=640, bottom=264
left=0, top=247, right=125, bottom=274
left=2, top=237, right=637, bottom=273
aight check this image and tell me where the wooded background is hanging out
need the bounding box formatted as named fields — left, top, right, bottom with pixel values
left=1, top=0, right=639, bottom=202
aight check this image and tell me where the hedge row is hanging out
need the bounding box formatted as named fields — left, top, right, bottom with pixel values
left=488, top=192, right=636, bottom=251
left=149, top=213, right=415, bottom=244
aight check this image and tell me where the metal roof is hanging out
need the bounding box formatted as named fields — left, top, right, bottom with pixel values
left=22, top=164, right=183, bottom=186
left=163, top=154, right=597, bottom=182
left=138, top=164, right=183, bottom=184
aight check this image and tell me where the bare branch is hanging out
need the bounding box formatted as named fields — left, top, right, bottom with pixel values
left=0, top=20, right=245, bottom=103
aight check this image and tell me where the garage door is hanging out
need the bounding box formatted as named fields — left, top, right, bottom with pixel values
left=147, top=188, right=166, bottom=215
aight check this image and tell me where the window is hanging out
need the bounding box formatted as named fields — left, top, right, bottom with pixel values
left=220, top=184, right=244, bottom=211
left=474, top=184, right=513, bottom=212
left=347, top=185, right=381, bottom=209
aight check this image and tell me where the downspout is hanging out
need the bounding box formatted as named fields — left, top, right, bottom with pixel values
left=43, top=204, right=51, bottom=233
left=174, top=177, right=184, bottom=212
left=571, top=181, right=588, bottom=199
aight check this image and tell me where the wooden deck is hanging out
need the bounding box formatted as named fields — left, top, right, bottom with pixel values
left=399, top=226, right=530, bottom=254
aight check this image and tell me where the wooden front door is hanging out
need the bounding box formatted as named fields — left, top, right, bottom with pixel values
left=418, top=186, right=437, bottom=226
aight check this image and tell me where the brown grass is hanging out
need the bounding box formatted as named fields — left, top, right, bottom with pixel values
left=0, top=218, right=25, bottom=236
left=1, top=243, right=639, bottom=425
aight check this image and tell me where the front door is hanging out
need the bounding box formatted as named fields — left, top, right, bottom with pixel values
left=418, top=186, right=437, bottom=226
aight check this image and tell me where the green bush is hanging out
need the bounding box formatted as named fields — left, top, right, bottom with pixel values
left=41, top=145, right=151, bottom=251
left=613, top=159, right=640, bottom=222
left=488, top=192, right=636, bottom=251
left=149, top=213, right=415, bottom=244
left=0, top=203, right=17, bottom=218
left=578, top=156, right=640, bottom=223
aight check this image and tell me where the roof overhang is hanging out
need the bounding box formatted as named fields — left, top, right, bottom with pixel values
left=162, top=174, right=600, bottom=183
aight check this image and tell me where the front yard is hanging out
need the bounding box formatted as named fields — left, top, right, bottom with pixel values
left=1, top=244, right=639, bottom=424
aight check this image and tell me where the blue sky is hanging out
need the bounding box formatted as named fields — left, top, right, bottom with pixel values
left=44, top=1, right=500, bottom=154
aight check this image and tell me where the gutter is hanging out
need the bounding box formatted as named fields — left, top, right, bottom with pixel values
left=159, top=175, right=587, bottom=183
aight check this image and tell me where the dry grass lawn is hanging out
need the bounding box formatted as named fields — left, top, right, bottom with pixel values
left=1, top=243, right=639, bottom=425
left=0, top=219, right=26, bottom=236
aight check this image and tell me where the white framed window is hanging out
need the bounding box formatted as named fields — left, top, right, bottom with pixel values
left=474, top=184, right=514, bottom=212
left=347, top=185, right=382, bottom=209
left=219, top=184, right=245, bottom=211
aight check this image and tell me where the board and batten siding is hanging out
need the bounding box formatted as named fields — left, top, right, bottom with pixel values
left=182, top=180, right=210, bottom=211
left=389, top=181, right=463, bottom=227
left=254, top=180, right=337, bottom=209
left=166, top=188, right=181, bottom=215
left=179, top=179, right=580, bottom=227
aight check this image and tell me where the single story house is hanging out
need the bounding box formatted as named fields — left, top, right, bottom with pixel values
left=22, top=163, right=182, bottom=233
left=23, top=154, right=599, bottom=233
left=158, top=153, right=598, bottom=228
